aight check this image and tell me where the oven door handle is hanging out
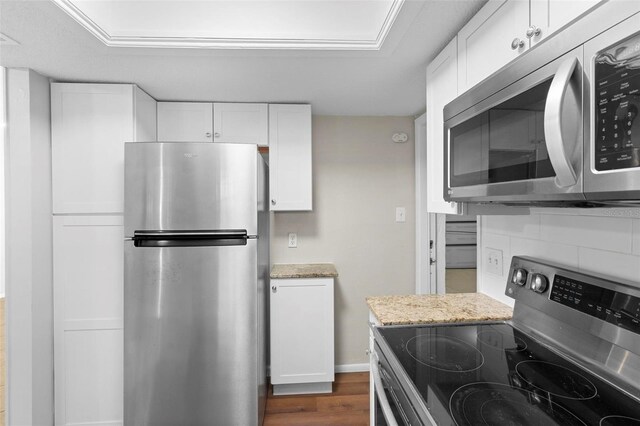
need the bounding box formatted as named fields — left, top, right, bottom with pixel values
left=371, top=359, right=400, bottom=426
left=544, top=56, right=580, bottom=188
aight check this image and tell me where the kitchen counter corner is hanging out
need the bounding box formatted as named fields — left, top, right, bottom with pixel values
left=366, top=293, right=513, bottom=326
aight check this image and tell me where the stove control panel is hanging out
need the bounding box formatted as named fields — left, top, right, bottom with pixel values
left=506, top=256, right=640, bottom=337
left=550, top=274, right=640, bottom=334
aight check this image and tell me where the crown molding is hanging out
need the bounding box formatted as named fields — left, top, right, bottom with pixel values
left=52, top=0, right=405, bottom=51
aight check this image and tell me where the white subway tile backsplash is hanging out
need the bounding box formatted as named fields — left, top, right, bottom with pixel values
left=510, top=237, right=579, bottom=268
left=633, top=219, right=640, bottom=256
left=539, top=214, right=633, bottom=254
left=482, top=215, right=540, bottom=239
left=578, top=247, right=640, bottom=284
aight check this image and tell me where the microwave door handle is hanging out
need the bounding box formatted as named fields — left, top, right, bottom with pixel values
left=544, top=56, right=579, bottom=188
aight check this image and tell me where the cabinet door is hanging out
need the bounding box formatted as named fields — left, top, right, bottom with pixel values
left=134, top=86, right=157, bottom=142
left=426, top=38, right=461, bottom=215
left=213, top=103, right=268, bottom=146
left=269, top=104, right=313, bottom=211
left=53, top=215, right=124, bottom=426
left=457, top=0, right=530, bottom=93
left=270, top=278, right=334, bottom=385
left=51, top=83, right=134, bottom=214
left=157, top=102, right=213, bottom=142
left=530, top=0, right=603, bottom=46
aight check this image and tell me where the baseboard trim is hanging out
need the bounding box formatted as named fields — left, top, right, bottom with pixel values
left=335, top=363, right=370, bottom=373
left=267, top=363, right=370, bottom=377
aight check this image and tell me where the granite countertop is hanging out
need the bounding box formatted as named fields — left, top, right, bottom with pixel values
left=366, top=293, right=512, bottom=326
left=270, top=263, right=338, bottom=279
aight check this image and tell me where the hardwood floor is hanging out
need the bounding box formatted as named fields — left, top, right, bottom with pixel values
left=264, top=372, right=370, bottom=426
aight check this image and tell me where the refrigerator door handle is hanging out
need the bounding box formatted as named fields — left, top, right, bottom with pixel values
left=133, top=229, right=249, bottom=247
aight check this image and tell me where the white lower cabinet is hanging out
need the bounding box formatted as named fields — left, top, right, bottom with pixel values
left=270, top=277, right=334, bottom=395
left=53, top=215, right=124, bottom=426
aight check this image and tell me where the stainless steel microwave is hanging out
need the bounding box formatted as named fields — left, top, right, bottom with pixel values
left=444, top=4, right=640, bottom=206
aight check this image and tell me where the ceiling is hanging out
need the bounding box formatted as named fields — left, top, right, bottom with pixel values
left=0, top=0, right=486, bottom=116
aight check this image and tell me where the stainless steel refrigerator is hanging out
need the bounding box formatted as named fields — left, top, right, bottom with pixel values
left=124, top=142, right=269, bottom=426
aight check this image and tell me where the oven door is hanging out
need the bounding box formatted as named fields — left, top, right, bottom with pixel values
left=444, top=46, right=585, bottom=204
left=372, top=342, right=427, bottom=426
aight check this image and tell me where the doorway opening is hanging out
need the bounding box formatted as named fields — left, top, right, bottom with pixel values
left=444, top=214, right=477, bottom=293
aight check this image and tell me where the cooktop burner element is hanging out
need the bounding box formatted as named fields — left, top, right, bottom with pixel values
left=477, top=327, right=527, bottom=351
left=515, top=360, right=598, bottom=400
left=600, top=416, right=640, bottom=425
left=406, top=332, right=484, bottom=372
left=449, top=382, right=588, bottom=426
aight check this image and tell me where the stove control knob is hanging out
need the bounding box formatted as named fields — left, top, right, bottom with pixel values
left=530, top=274, right=548, bottom=293
left=512, top=268, right=528, bottom=286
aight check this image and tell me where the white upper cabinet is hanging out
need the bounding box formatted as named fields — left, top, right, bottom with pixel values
left=213, top=103, right=268, bottom=146
left=426, top=38, right=461, bottom=215
left=530, top=0, right=603, bottom=47
left=269, top=104, right=313, bottom=211
left=51, top=83, right=156, bottom=214
left=457, top=0, right=530, bottom=93
left=458, top=0, right=604, bottom=93
left=157, top=102, right=213, bottom=142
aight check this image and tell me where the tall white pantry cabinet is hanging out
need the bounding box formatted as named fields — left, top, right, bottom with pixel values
left=51, top=83, right=156, bottom=426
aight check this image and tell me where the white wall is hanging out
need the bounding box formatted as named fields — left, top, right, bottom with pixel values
left=478, top=209, right=640, bottom=306
left=271, top=115, right=416, bottom=368
left=6, top=68, right=54, bottom=426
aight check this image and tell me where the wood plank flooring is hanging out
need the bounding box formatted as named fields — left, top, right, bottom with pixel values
left=264, top=372, right=370, bottom=426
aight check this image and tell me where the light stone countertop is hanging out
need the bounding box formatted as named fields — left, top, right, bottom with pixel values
left=270, top=263, right=338, bottom=279
left=366, top=293, right=513, bottom=326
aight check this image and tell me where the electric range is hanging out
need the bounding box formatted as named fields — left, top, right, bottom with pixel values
left=372, top=256, right=640, bottom=426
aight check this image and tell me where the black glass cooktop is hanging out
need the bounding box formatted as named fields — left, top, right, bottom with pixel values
left=377, top=323, right=640, bottom=426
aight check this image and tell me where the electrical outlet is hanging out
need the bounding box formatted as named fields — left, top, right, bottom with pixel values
left=288, top=232, right=297, bottom=248
left=395, top=207, right=406, bottom=223
left=486, top=248, right=503, bottom=276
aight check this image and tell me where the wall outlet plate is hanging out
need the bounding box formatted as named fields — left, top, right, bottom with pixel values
left=288, top=232, right=297, bottom=248
left=486, top=248, right=503, bottom=276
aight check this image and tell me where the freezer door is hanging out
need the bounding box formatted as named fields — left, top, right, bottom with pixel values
left=125, top=142, right=257, bottom=236
left=124, top=239, right=265, bottom=426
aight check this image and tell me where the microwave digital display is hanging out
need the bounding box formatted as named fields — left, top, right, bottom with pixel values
left=594, top=31, right=640, bottom=171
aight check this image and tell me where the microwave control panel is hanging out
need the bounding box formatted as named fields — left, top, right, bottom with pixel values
left=594, top=31, right=640, bottom=171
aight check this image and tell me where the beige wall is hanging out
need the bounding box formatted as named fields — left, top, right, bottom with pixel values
left=271, top=115, right=416, bottom=367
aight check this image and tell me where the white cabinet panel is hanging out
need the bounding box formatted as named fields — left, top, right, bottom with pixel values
left=63, top=330, right=123, bottom=426
left=270, top=277, right=334, bottom=394
left=530, top=0, right=603, bottom=46
left=213, top=103, right=268, bottom=146
left=269, top=104, right=313, bottom=211
left=52, top=83, right=135, bottom=214
left=157, top=102, right=213, bottom=142
left=457, top=0, right=530, bottom=93
left=54, top=215, right=124, bottom=426
left=426, top=38, right=461, bottom=215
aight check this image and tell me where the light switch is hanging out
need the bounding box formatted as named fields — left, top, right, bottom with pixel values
left=396, top=207, right=406, bottom=223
